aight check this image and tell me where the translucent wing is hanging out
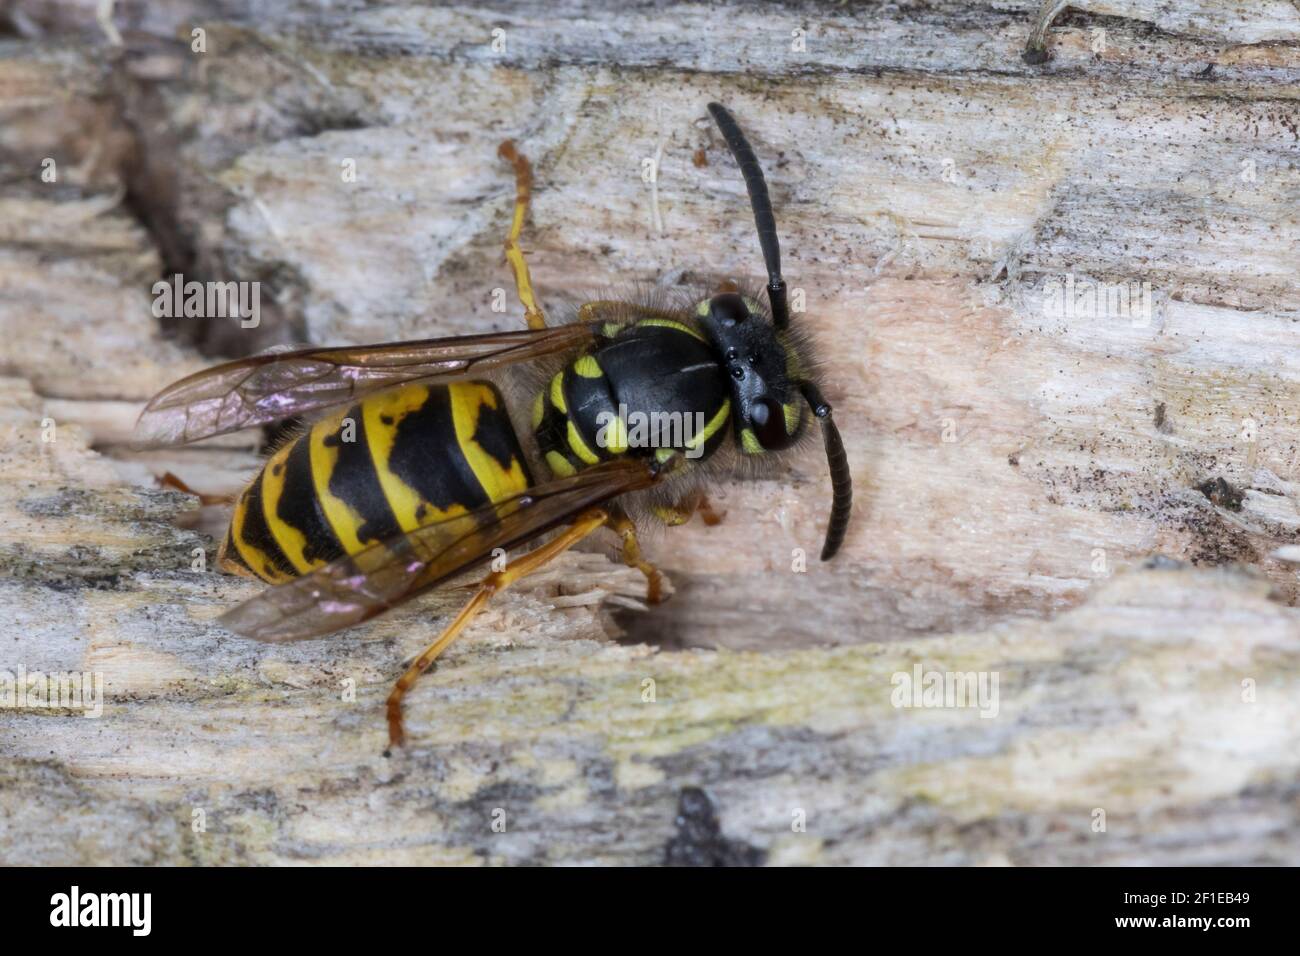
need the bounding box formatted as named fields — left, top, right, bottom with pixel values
left=218, top=456, right=667, bottom=643
left=134, top=323, right=596, bottom=447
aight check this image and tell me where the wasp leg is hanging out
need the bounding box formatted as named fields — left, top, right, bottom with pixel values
left=157, top=471, right=235, bottom=506
left=607, top=508, right=666, bottom=605
left=385, top=506, right=611, bottom=751
left=696, top=495, right=726, bottom=527
left=651, top=493, right=726, bottom=528
left=497, top=140, right=548, bottom=330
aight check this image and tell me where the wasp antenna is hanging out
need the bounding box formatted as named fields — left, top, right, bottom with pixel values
left=707, top=102, right=790, bottom=330
left=800, top=382, right=851, bottom=560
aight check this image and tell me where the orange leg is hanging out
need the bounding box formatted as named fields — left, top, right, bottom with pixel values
left=651, top=492, right=726, bottom=528
left=157, top=471, right=235, bottom=506
left=696, top=495, right=726, bottom=527
left=497, top=140, right=548, bottom=330
left=385, top=507, right=611, bottom=751
left=607, top=508, right=666, bottom=605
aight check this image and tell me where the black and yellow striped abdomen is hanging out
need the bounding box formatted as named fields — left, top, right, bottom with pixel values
left=222, top=381, right=533, bottom=583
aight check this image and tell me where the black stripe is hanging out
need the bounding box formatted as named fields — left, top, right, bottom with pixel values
left=323, top=404, right=402, bottom=547
left=387, top=387, right=490, bottom=516
left=239, top=472, right=298, bottom=579
left=535, top=397, right=576, bottom=465
left=222, top=529, right=252, bottom=573
left=275, top=434, right=344, bottom=565
left=534, top=392, right=566, bottom=453
left=563, top=366, right=618, bottom=461
left=471, top=385, right=534, bottom=483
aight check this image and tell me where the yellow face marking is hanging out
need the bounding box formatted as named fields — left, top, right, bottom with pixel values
left=549, top=372, right=567, bottom=414
left=696, top=297, right=765, bottom=320
left=740, top=427, right=763, bottom=454
left=531, top=391, right=545, bottom=430
left=573, top=355, right=603, bottom=379
left=783, top=402, right=802, bottom=435
left=566, top=421, right=601, bottom=466
left=450, top=382, right=530, bottom=504
left=259, top=440, right=319, bottom=574
left=310, top=406, right=376, bottom=552
left=230, top=489, right=291, bottom=584
left=545, top=450, right=576, bottom=477
left=685, top=399, right=731, bottom=452
left=637, top=318, right=706, bottom=343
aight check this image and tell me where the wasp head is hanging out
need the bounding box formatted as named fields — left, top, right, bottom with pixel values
left=696, top=292, right=804, bottom=454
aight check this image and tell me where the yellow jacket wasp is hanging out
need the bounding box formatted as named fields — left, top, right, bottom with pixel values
left=136, top=103, right=853, bottom=749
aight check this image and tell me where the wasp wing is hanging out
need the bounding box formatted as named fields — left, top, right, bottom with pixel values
left=217, top=457, right=665, bottom=643
left=134, top=323, right=596, bottom=447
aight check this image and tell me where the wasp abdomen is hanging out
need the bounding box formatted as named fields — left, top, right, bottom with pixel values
left=222, top=381, right=533, bottom=583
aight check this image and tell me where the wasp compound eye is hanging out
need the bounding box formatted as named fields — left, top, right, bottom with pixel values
left=751, top=396, right=794, bottom=449
left=709, top=293, right=750, bottom=327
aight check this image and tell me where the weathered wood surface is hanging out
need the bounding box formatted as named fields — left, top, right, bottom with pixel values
left=1, top=0, right=1298, bottom=865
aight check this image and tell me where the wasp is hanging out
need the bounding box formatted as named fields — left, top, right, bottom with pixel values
left=136, top=104, right=853, bottom=749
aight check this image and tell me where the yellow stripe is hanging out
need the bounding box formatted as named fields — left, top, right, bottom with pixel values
left=361, top=385, right=468, bottom=532
left=450, top=382, right=530, bottom=503
left=740, top=427, right=762, bottom=454
left=685, top=399, right=730, bottom=451
left=566, top=420, right=601, bottom=465
left=573, top=355, right=602, bottom=378
left=259, top=440, right=318, bottom=574
left=230, top=488, right=292, bottom=584
left=531, top=391, right=545, bottom=429
left=549, top=373, right=567, bottom=413
left=783, top=402, right=802, bottom=435
left=216, top=534, right=256, bottom=579
left=637, top=318, right=706, bottom=343
left=546, top=450, right=576, bottom=477
left=310, top=406, right=372, bottom=553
